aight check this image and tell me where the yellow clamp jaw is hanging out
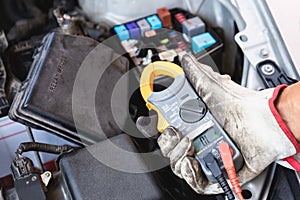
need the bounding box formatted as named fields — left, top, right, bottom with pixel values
left=140, top=61, right=184, bottom=132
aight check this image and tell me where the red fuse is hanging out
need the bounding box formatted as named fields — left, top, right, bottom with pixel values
left=175, top=13, right=187, bottom=24
left=157, top=7, right=172, bottom=28
left=177, top=41, right=187, bottom=50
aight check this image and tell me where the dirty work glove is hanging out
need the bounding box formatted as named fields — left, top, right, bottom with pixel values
left=138, top=54, right=300, bottom=194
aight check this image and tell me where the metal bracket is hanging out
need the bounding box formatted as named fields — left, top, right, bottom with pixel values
left=41, top=171, right=52, bottom=187
left=233, top=0, right=278, bottom=67
left=233, top=0, right=299, bottom=81
left=241, top=164, right=276, bottom=200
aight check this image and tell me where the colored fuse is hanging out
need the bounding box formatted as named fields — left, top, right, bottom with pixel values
left=177, top=41, right=187, bottom=50
left=114, top=24, right=130, bottom=41
left=169, top=31, right=178, bottom=39
left=125, top=22, right=140, bottom=39
left=146, top=15, right=162, bottom=30
left=145, top=30, right=157, bottom=38
left=182, top=16, right=206, bottom=39
left=175, top=13, right=187, bottom=24
left=192, top=32, right=216, bottom=53
left=157, top=7, right=172, bottom=28
left=160, top=38, right=169, bottom=45
left=137, top=19, right=151, bottom=36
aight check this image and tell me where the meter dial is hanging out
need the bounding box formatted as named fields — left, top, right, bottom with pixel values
left=179, top=98, right=207, bottom=123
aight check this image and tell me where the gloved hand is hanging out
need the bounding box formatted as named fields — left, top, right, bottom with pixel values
left=137, top=54, right=300, bottom=194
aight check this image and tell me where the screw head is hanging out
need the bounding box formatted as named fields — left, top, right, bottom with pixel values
left=31, top=176, right=37, bottom=182
left=261, top=64, right=275, bottom=75
left=260, top=48, right=269, bottom=58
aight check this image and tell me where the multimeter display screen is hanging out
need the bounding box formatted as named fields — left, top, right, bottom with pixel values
left=193, top=128, right=221, bottom=152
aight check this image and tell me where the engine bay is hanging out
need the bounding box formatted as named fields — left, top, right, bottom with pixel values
left=0, top=0, right=299, bottom=199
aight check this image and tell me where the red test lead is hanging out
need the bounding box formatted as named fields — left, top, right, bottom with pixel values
left=218, top=142, right=244, bottom=200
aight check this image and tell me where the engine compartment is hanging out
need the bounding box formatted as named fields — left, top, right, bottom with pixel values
left=0, top=0, right=299, bottom=199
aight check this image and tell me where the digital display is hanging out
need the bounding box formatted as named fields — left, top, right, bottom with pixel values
left=193, top=128, right=221, bottom=152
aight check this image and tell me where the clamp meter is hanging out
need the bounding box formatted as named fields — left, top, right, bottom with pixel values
left=140, top=61, right=243, bottom=183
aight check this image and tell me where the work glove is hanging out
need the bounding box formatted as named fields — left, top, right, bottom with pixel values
left=137, top=54, right=300, bottom=194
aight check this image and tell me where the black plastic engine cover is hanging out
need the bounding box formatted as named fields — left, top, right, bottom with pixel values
left=9, top=33, right=129, bottom=145
left=58, top=134, right=163, bottom=200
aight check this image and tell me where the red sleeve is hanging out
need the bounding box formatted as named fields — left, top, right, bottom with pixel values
left=269, top=84, right=300, bottom=171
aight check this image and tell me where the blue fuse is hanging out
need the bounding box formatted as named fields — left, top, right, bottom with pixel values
left=114, top=24, right=130, bottom=41
left=192, top=32, right=216, bottom=54
left=126, top=22, right=140, bottom=39
left=146, top=15, right=162, bottom=30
